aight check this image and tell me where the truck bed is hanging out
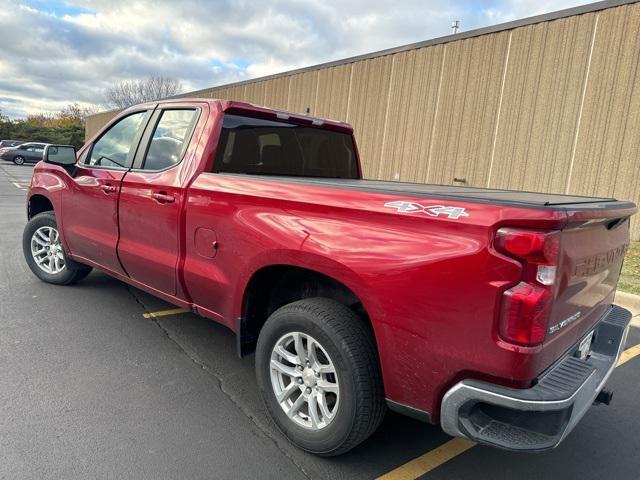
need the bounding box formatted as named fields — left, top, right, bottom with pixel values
left=234, top=174, right=633, bottom=210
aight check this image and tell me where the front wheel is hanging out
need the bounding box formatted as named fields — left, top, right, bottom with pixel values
left=22, top=212, right=92, bottom=285
left=255, top=298, right=385, bottom=456
left=13, top=156, right=25, bottom=165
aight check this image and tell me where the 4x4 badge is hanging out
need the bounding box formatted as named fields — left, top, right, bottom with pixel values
left=384, top=201, right=469, bottom=219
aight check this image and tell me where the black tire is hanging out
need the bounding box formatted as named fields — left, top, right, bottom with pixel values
left=13, top=156, right=25, bottom=165
left=255, top=298, right=385, bottom=456
left=22, top=211, right=92, bottom=285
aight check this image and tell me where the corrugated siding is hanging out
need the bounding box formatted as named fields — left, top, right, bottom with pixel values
left=287, top=72, right=318, bottom=114
left=345, top=57, right=394, bottom=179
left=85, top=2, right=640, bottom=239
left=379, top=45, right=444, bottom=182
left=427, top=32, right=510, bottom=187
left=568, top=4, right=640, bottom=210
left=244, top=81, right=267, bottom=105
left=489, top=13, right=597, bottom=192
left=315, top=64, right=352, bottom=121
left=263, top=76, right=290, bottom=110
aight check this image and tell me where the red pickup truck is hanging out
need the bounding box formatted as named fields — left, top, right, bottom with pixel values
left=23, top=99, right=635, bottom=456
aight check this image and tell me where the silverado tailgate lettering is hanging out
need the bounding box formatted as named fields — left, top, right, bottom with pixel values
left=572, top=244, right=628, bottom=277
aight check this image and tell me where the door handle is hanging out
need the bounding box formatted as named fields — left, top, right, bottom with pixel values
left=101, top=184, right=117, bottom=193
left=151, top=192, right=175, bottom=204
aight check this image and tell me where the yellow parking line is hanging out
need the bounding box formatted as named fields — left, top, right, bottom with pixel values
left=142, top=308, right=189, bottom=319
left=377, top=438, right=475, bottom=480
left=617, top=343, right=640, bottom=367
left=378, top=342, right=640, bottom=479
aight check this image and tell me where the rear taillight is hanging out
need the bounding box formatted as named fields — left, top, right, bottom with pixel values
left=495, top=228, right=560, bottom=346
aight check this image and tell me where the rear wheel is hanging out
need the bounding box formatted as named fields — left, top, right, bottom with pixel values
left=22, top=212, right=92, bottom=285
left=13, top=156, right=25, bottom=165
left=255, top=298, right=385, bottom=456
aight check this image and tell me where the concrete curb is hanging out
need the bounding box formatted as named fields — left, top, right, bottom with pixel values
left=615, top=291, right=640, bottom=326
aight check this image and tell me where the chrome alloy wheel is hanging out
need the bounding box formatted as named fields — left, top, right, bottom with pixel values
left=270, top=332, right=340, bottom=430
left=31, top=226, right=66, bottom=274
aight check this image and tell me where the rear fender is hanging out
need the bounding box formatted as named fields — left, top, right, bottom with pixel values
left=233, top=248, right=393, bottom=389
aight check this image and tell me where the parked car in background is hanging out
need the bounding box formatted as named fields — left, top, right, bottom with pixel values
left=0, top=142, right=48, bottom=165
left=0, top=140, right=24, bottom=148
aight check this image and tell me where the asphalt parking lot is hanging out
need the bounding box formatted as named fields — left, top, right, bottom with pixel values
left=1, top=162, right=639, bottom=480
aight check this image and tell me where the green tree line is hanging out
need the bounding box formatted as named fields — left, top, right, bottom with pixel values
left=0, top=104, right=94, bottom=148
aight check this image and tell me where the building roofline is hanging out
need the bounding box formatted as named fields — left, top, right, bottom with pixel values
left=181, top=0, right=638, bottom=96
left=90, top=0, right=639, bottom=116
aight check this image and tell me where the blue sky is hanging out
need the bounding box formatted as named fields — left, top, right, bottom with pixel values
left=23, top=0, right=94, bottom=16
left=0, top=0, right=589, bottom=118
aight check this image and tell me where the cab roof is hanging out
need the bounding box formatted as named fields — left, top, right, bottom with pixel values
left=143, top=98, right=354, bottom=135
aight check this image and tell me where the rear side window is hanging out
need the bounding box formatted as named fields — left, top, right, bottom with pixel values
left=142, top=109, right=198, bottom=171
left=213, top=114, right=358, bottom=178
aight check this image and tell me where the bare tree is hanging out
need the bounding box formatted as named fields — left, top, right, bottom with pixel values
left=104, top=76, right=183, bottom=109
left=59, top=103, right=98, bottom=123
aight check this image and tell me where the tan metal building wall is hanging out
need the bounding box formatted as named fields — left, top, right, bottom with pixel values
left=86, top=0, right=640, bottom=239
left=85, top=109, right=119, bottom=139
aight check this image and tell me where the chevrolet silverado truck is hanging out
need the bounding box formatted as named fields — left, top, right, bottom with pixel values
left=23, top=99, right=636, bottom=456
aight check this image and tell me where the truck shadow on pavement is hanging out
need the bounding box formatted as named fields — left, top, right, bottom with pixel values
left=73, top=271, right=451, bottom=479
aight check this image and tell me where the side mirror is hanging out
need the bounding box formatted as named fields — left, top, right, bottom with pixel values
left=44, top=145, right=77, bottom=166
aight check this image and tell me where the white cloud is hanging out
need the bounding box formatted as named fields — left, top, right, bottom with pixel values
left=0, top=0, right=589, bottom=118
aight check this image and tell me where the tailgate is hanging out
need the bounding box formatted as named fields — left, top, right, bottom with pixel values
left=544, top=204, right=634, bottom=358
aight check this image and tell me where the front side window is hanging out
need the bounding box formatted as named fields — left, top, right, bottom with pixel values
left=87, top=111, right=146, bottom=168
left=213, top=114, right=358, bottom=178
left=142, top=109, right=198, bottom=171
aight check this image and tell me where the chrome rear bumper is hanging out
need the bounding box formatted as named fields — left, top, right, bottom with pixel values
left=440, top=305, right=631, bottom=451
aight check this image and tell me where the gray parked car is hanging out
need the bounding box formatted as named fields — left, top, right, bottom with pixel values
left=0, top=140, right=24, bottom=148
left=0, top=142, right=49, bottom=165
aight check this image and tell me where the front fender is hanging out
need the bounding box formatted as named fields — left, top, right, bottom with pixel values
left=27, top=164, right=71, bottom=252
left=28, top=165, right=69, bottom=209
